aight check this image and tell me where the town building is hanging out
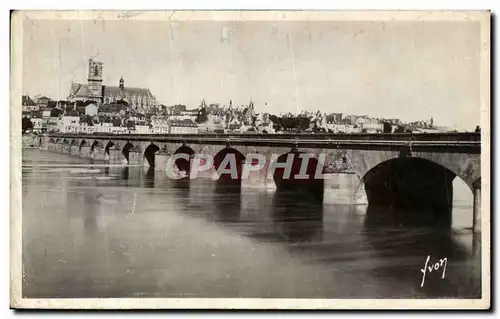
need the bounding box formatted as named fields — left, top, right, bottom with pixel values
left=326, top=113, right=343, bottom=124
left=93, top=122, right=114, bottom=134
left=361, top=123, right=384, bottom=133
left=197, top=114, right=225, bottom=133
left=77, top=122, right=94, bottom=134
left=31, top=118, right=43, bottom=133
left=181, top=109, right=199, bottom=120
left=241, top=101, right=255, bottom=124
left=151, top=117, right=170, bottom=134
left=135, top=124, right=151, bottom=134
left=22, top=95, right=38, bottom=112
left=85, top=103, right=98, bottom=116
left=385, top=118, right=402, bottom=126
left=34, top=95, right=52, bottom=108
left=257, top=121, right=275, bottom=133
left=57, top=116, right=80, bottom=133
left=44, top=117, right=59, bottom=133
left=168, top=119, right=198, bottom=134
left=67, top=59, right=157, bottom=111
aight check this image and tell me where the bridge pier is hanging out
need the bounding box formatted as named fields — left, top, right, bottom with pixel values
left=108, top=148, right=125, bottom=164
left=473, top=186, right=481, bottom=233
left=80, top=146, right=91, bottom=158
left=40, top=141, right=49, bottom=151
left=240, top=157, right=276, bottom=190
left=91, top=147, right=106, bottom=161
left=128, top=149, right=144, bottom=166
left=323, top=173, right=367, bottom=205
left=154, top=152, right=170, bottom=171
left=70, top=145, right=79, bottom=155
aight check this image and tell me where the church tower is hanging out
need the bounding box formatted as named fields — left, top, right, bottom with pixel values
left=87, top=58, right=103, bottom=101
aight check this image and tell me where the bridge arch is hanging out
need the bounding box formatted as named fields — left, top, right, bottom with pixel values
left=104, top=141, right=115, bottom=155
left=411, top=152, right=480, bottom=191
left=271, top=150, right=324, bottom=201
left=90, top=140, right=102, bottom=152
left=78, top=139, right=87, bottom=152
left=361, top=156, right=464, bottom=227
left=122, top=142, right=134, bottom=163
left=70, top=139, right=78, bottom=146
left=336, top=149, right=480, bottom=192
left=213, top=147, right=246, bottom=181
left=144, top=143, right=160, bottom=167
left=473, top=177, right=481, bottom=189
left=173, top=145, right=195, bottom=174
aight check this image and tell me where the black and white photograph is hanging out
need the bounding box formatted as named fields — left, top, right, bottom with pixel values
left=10, top=10, right=490, bottom=309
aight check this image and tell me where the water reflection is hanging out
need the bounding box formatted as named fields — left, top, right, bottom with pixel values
left=169, top=177, right=191, bottom=202
left=82, top=179, right=100, bottom=232
left=121, top=167, right=129, bottom=181
left=364, top=204, right=451, bottom=229
left=22, top=150, right=482, bottom=299
left=272, top=189, right=324, bottom=243
left=170, top=178, right=191, bottom=200
left=143, top=167, right=155, bottom=188
left=213, top=180, right=242, bottom=222
left=362, top=205, right=480, bottom=298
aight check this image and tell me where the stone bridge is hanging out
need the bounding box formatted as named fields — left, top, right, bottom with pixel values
left=40, top=132, right=482, bottom=231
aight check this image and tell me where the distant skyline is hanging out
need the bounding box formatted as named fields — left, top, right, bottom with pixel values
left=22, top=18, right=481, bottom=130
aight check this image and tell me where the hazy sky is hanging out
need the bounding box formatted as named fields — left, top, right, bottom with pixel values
left=22, top=18, right=481, bottom=129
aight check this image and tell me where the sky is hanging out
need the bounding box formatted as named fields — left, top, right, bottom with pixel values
left=22, top=18, right=481, bottom=130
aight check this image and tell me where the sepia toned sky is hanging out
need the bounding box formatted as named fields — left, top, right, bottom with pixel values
left=22, top=18, right=481, bottom=130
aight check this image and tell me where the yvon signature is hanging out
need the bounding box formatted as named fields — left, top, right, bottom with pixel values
left=420, top=255, right=447, bottom=287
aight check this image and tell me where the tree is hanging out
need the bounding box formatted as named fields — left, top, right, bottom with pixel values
left=22, top=117, right=33, bottom=133
left=269, top=115, right=282, bottom=131
left=251, top=115, right=257, bottom=126
left=47, top=100, right=57, bottom=108
left=50, top=108, right=63, bottom=117
left=383, top=122, right=392, bottom=133
left=394, top=126, right=405, bottom=133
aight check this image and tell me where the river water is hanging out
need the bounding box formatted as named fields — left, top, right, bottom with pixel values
left=21, top=149, right=481, bottom=299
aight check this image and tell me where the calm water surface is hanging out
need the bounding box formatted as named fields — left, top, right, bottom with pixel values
left=22, top=149, right=481, bottom=298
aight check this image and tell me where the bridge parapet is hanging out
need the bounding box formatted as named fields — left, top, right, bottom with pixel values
left=47, top=133, right=480, bottom=154
left=47, top=132, right=481, bottom=142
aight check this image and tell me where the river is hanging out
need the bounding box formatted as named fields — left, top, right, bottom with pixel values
left=21, top=149, right=481, bottom=299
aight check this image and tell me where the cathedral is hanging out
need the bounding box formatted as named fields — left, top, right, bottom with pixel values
left=67, top=59, right=157, bottom=110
